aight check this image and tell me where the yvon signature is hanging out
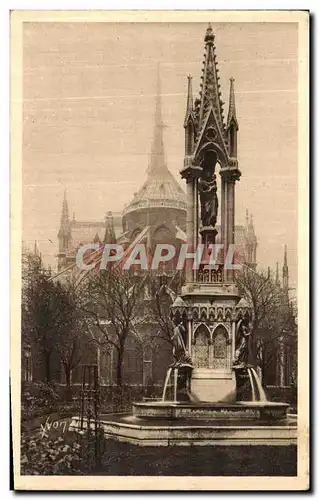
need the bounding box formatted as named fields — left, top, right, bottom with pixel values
left=39, top=417, right=72, bottom=438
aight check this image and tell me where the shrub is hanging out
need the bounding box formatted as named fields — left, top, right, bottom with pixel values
left=20, top=434, right=82, bottom=475
left=21, top=382, right=60, bottom=422
left=20, top=426, right=106, bottom=475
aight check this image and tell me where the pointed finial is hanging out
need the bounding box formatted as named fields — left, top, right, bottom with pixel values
left=93, top=232, right=100, bottom=244
left=186, top=75, right=193, bottom=113
left=276, top=262, right=280, bottom=285
left=184, top=75, right=194, bottom=128
left=284, top=244, right=288, bottom=267
left=282, top=245, right=289, bottom=292
left=205, top=23, right=214, bottom=43
left=227, top=77, right=239, bottom=130
left=245, top=209, right=249, bottom=226
left=198, top=24, right=225, bottom=131
left=34, top=240, right=38, bottom=256
left=58, top=189, right=70, bottom=240
left=104, top=211, right=116, bottom=244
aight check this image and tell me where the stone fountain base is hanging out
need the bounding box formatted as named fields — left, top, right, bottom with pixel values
left=132, top=400, right=289, bottom=421
left=70, top=410, right=297, bottom=447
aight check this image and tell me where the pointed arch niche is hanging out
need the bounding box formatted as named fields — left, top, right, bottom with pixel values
left=193, top=324, right=210, bottom=368
left=211, top=325, right=229, bottom=369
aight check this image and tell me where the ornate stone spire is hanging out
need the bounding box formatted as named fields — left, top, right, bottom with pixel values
left=184, top=75, right=194, bottom=126
left=57, top=190, right=71, bottom=269
left=104, top=211, right=116, bottom=244
left=93, top=232, right=101, bottom=244
left=123, top=67, right=186, bottom=216
left=190, top=24, right=231, bottom=167
left=33, top=240, right=38, bottom=256
left=58, top=190, right=70, bottom=238
left=197, top=24, right=225, bottom=134
left=283, top=244, right=289, bottom=293
left=275, top=261, right=280, bottom=286
left=147, top=65, right=166, bottom=177
left=244, top=213, right=257, bottom=269
left=227, top=77, right=239, bottom=130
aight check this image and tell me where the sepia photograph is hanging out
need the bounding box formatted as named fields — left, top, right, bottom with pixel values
left=10, top=10, right=309, bottom=490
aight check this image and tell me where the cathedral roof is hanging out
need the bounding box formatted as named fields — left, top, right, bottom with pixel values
left=123, top=166, right=187, bottom=215
left=123, top=67, right=187, bottom=216
left=66, top=214, right=122, bottom=253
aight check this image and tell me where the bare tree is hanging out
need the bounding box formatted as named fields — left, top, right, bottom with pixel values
left=235, top=266, right=297, bottom=384
left=22, top=251, right=78, bottom=383
left=79, top=267, right=146, bottom=387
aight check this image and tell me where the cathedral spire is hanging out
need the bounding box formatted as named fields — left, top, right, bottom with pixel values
left=197, top=24, right=225, bottom=132
left=227, top=77, right=238, bottom=130
left=147, top=65, right=166, bottom=177
left=276, top=262, right=280, bottom=286
left=283, top=244, right=289, bottom=293
left=59, top=190, right=69, bottom=231
left=33, top=240, right=38, bottom=256
left=57, top=190, right=71, bottom=257
left=245, top=209, right=249, bottom=229
left=124, top=65, right=186, bottom=217
left=58, top=190, right=72, bottom=270
left=104, top=211, right=116, bottom=244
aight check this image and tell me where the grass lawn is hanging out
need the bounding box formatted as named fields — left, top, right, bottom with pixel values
left=21, top=417, right=297, bottom=477
left=91, top=439, right=297, bottom=476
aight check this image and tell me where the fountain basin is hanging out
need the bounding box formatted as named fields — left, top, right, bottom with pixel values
left=132, top=401, right=289, bottom=421
left=70, top=412, right=297, bottom=447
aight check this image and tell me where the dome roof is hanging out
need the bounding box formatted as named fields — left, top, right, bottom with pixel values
left=123, top=67, right=186, bottom=217
left=123, top=167, right=186, bottom=215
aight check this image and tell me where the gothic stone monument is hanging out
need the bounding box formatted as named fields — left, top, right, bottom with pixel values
left=171, top=25, right=250, bottom=402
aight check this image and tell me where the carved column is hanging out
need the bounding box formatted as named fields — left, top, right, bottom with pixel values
left=221, top=175, right=229, bottom=282
left=278, top=335, right=285, bottom=387
left=226, top=179, right=235, bottom=282
left=231, top=320, right=236, bottom=363
left=186, top=177, right=195, bottom=282
left=187, top=317, right=193, bottom=355
left=194, top=179, right=198, bottom=250
left=220, top=176, right=226, bottom=248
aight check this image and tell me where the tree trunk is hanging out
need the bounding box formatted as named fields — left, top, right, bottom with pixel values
left=261, top=351, right=267, bottom=387
left=115, top=346, right=125, bottom=412
left=116, top=347, right=124, bottom=388
left=65, top=366, right=71, bottom=387
left=45, top=352, right=51, bottom=383
left=64, top=365, right=72, bottom=401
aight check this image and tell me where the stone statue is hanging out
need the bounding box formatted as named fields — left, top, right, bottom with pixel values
left=170, top=322, right=193, bottom=369
left=233, top=319, right=252, bottom=367
left=198, top=172, right=218, bottom=227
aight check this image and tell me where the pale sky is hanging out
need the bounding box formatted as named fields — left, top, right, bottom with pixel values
left=22, top=21, right=298, bottom=289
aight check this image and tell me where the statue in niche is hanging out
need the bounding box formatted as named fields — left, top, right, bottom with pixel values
left=169, top=321, right=193, bottom=401
left=170, top=322, right=193, bottom=370
left=198, top=167, right=218, bottom=228
left=233, top=319, right=252, bottom=367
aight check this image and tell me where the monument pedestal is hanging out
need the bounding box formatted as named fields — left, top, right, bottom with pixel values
left=191, top=368, right=236, bottom=402
left=171, top=282, right=250, bottom=403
